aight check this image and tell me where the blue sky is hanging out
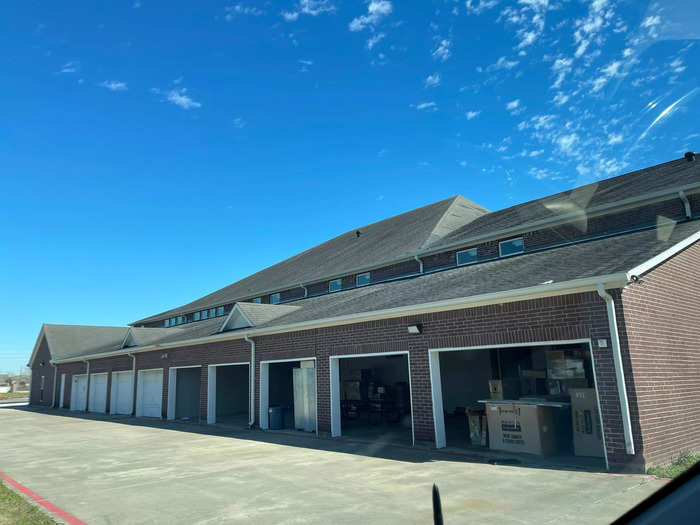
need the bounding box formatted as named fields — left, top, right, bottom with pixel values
left=1, top=0, right=698, bottom=372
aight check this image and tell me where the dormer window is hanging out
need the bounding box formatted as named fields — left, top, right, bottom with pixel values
left=209, top=308, right=216, bottom=318
left=329, top=279, right=342, bottom=292
left=356, top=272, right=371, bottom=287
left=164, top=319, right=170, bottom=327
left=217, top=306, right=224, bottom=316
left=194, top=312, right=200, bottom=321
left=201, top=310, right=208, bottom=320
left=271, top=293, right=281, bottom=304
left=457, top=248, right=478, bottom=266
left=499, top=237, right=524, bottom=257
left=252, top=297, right=262, bottom=304
left=176, top=316, right=183, bottom=325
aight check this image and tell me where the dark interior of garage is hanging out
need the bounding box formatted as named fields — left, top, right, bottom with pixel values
left=339, top=354, right=412, bottom=444
left=439, top=344, right=604, bottom=467
left=215, top=364, right=249, bottom=425
left=175, top=367, right=201, bottom=421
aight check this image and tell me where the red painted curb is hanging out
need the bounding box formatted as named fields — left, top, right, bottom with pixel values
left=0, top=472, right=86, bottom=525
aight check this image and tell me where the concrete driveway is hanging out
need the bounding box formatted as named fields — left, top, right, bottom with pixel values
left=0, top=407, right=664, bottom=524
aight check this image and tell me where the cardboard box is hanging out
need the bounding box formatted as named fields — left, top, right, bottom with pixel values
left=486, top=402, right=557, bottom=456
left=546, top=351, right=585, bottom=379
left=570, top=388, right=604, bottom=457
left=467, top=407, right=486, bottom=446
left=488, top=379, right=520, bottom=400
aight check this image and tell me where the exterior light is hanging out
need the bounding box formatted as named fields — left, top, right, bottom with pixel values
left=407, top=324, right=422, bottom=335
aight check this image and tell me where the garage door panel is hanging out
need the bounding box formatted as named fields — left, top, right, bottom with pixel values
left=70, top=375, right=88, bottom=411
left=89, top=373, right=108, bottom=413
left=137, top=370, right=163, bottom=418
left=111, top=371, right=134, bottom=415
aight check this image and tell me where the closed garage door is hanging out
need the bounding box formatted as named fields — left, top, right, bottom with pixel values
left=88, top=373, right=108, bottom=413
left=137, top=369, right=163, bottom=418
left=111, top=371, right=134, bottom=415
left=70, top=375, right=88, bottom=411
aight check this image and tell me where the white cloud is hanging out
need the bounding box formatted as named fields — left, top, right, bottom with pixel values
left=552, top=92, right=570, bottom=106
left=59, top=61, right=78, bottom=74
left=225, top=4, right=264, bottom=20
left=298, top=59, right=313, bottom=72
left=550, top=57, right=572, bottom=88
left=499, top=0, right=549, bottom=51
left=485, top=56, right=519, bottom=72
left=556, top=132, right=578, bottom=155
left=424, top=73, right=441, bottom=87
left=506, top=99, right=524, bottom=115
left=283, top=0, right=335, bottom=21
left=282, top=11, right=299, bottom=21
left=591, top=60, right=624, bottom=92
left=465, top=0, right=499, bottom=15
left=349, top=1, right=392, bottom=32
left=607, top=133, right=623, bottom=145
left=432, top=39, right=451, bottom=62
left=233, top=117, right=246, bottom=129
left=100, top=80, right=127, bottom=91
left=367, top=32, right=385, bottom=50
left=412, top=101, right=437, bottom=111
left=669, top=57, right=686, bottom=74
left=573, top=0, right=614, bottom=58
left=465, top=110, right=481, bottom=120
left=152, top=87, right=201, bottom=110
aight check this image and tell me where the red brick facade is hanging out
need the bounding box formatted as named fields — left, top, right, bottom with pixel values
left=29, top=338, right=54, bottom=406
left=618, top=241, right=700, bottom=467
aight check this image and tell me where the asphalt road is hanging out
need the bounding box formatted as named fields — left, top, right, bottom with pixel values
left=0, top=407, right=665, bottom=524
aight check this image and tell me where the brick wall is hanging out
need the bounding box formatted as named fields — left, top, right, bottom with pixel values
left=56, top=361, right=87, bottom=409
left=29, top=338, right=54, bottom=406
left=618, top=240, right=700, bottom=467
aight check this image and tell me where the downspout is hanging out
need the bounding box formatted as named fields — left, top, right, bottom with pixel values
left=51, top=361, right=57, bottom=408
left=413, top=255, right=424, bottom=274
left=679, top=190, right=692, bottom=219
left=300, top=284, right=308, bottom=298
left=244, top=335, right=255, bottom=428
left=128, top=353, right=136, bottom=415
left=84, top=360, right=91, bottom=412
left=596, top=284, right=635, bottom=455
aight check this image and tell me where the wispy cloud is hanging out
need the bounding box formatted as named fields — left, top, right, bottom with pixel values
left=298, top=59, right=313, bottom=72
left=506, top=98, right=524, bottom=115
left=367, top=32, right=385, bottom=50
left=607, top=133, right=623, bottom=145
left=152, top=87, right=202, bottom=110
left=411, top=101, right=437, bottom=111
left=465, top=0, right=499, bottom=15
left=282, top=0, right=335, bottom=22
left=432, top=39, right=452, bottom=62
left=349, top=1, right=393, bottom=32
left=573, top=0, right=615, bottom=58
left=282, top=11, right=299, bottom=21
left=225, top=4, right=265, bottom=20
left=424, top=73, right=441, bottom=87
left=484, top=56, right=519, bottom=72
left=591, top=60, right=624, bottom=92
left=465, top=110, right=481, bottom=120
left=498, top=0, right=549, bottom=51
left=59, top=61, right=78, bottom=74
left=233, top=117, right=246, bottom=128
left=100, top=80, right=127, bottom=91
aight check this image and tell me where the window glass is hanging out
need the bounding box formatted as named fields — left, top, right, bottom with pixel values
left=201, top=310, right=208, bottom=320
left=499, top=237, right=524, bottom=257
left=193, top=312, right=200, bottom=321
left=457, top=248, right=478, bottom=266
left=176, top=316, right=183, bottom=325
left=329, top=278, right=342, bottom=292
left=209, top=308, right=216, bottom=318
left=252, top=297, right=262, bottom=304
left=217, top=306, right=224, bottom=316
left=164, top=319, right=170, bottom=327
left=356, top=272, right=371, bottom=286
left=271, top=293, right=280, bottom=304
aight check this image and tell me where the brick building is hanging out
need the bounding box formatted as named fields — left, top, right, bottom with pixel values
left=28, top=154, right=700, bottom=472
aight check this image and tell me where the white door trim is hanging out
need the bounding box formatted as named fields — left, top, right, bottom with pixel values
left=136, top=368, right=164, bottom=418
left=427, top=338, right=609, bottom=470
left=59, top=374, right=66, bottom=408
left=167, top=365, right=202, bottom=421
left=258, top=357, right=316, bottom=433
left=206, top=362, right=249, bottom=425
left=329, top=351, right=414, bottom=445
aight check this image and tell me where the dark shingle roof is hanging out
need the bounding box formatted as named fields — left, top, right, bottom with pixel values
left=42, top=325, right=129, bottom=361
left=236, top=303, right=301, bottom=326
left=133, top=195, right=489, bottom=324
left=431, top=157, right=700, bottom=249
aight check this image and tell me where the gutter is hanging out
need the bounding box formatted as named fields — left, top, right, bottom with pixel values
left=128, top=353, right=136, bottom=416
left=679, top=190, right=692, bottom=219
left=626, top=228, right=700, bottom=280
left=596, top=284, right=635, bottom=455
left=54, top=272, right=629, bottom=364
left=244, top=335, right=255, bottom=428
left=413, top=255, right=424, bottom=274
left=301, top=284, right=308, bottom=298
left=132, top=182, right=700, bottom=326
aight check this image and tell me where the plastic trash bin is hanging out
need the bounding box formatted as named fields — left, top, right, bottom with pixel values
left=269, top=405, right=284, bottom=430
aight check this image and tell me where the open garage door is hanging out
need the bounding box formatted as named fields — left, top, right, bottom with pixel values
left=136, top=369, right=163, bottom=418
left=167, top=366, right=201, bottom=422
left=70, top=374, right=88, bottom=411
left=88, top=373, right=108, bottom=413
left=110, top=370, right=134, bottom=415
left=329, top=352, right=414, bottom=446
left=207, top=362, right=249, bottom=426
left=259, top=358, right=316, bottom=433
left=429, top=341, right=607, bottom=469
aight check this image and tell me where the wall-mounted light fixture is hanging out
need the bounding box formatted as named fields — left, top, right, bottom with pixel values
left=407, top=324, right=423, bottom=335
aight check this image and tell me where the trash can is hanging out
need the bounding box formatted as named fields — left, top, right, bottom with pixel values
left=269, top=405, right=283, bottom=430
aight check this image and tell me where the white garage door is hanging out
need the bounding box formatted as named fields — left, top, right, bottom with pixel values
left=111, top=371, right=134, bottom=415
left=70, top=375, right=88, bottom=411
left=88, top=373, right=108, bottom=413
left=137, top=369, right=163, bottom=418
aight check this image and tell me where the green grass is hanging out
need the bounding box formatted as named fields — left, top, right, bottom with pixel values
left=0, top=392, right=29, bottom=401
left=0, top=482, right=57, bottom=525
left=647, top=452, right=700, bottom=479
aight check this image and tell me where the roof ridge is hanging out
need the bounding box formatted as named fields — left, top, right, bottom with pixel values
left=419, top=195, right=490, bottom=249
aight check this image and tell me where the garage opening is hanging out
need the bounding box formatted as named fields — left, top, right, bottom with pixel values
left=431, top=342, right=606, bottom=469
left=88, top=373, right=108, bottom=413
left=259, top=359, right=316, bottom=433
left=167, top=366, right=201, bottom=422
left=207, top=363, right=249, bottom=426
left=110, top=370, right=134, bottom=415
left=70, top=374, right=88, bottom=411
left=136, top=369, right=163, bottom=418
left=330, top=353, right=413, bottom=445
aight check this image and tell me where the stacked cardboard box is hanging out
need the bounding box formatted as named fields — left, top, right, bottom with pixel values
left=570, top=388, right=604, bottom=457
